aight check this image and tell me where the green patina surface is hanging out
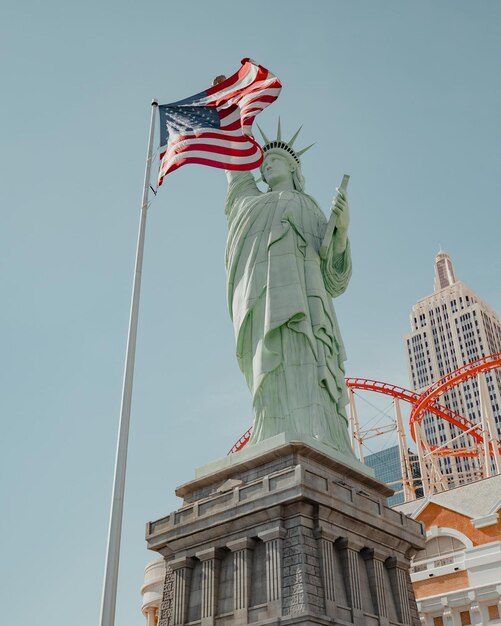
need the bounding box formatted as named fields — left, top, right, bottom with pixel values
left=224, top=130, right=355, bottom=459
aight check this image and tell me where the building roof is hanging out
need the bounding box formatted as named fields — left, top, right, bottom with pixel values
left=394, top=474, right=501, bottom=520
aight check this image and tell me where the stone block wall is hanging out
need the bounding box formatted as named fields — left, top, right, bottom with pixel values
left=147, top=443, right=425, bottom=626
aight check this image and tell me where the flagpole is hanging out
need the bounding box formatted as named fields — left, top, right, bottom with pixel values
left=99, top=99, right=158, bottom=626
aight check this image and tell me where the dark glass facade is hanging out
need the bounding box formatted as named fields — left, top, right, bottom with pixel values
left=364, top=446, right=423, bottom=506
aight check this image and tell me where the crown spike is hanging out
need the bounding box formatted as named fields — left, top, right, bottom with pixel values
left=296, top=143, right=315, bottom=157
left=259, top=121, right=314, bottom=164
left=256, top=124, right=270, bottom=144
left=288, top=125, right=303, bottom=147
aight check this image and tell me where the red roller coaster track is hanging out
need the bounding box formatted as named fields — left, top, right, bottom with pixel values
left=346, top=378, right=486, bottom=456
left=228, top=355, right=501, bottom=457
left=409, top=352, right=501, bottom=431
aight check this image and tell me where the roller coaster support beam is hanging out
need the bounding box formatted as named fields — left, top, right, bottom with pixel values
left=414, top=423, right=430, bottom=496
left=423, top=423, right=479, bottom=458
left=417, top=421, right=449, bottom=495
left=394, top=398, right=415, bottom=501
left=478, top=372, right=501, bottom=477
left=348, top=388, right=364, bottom=461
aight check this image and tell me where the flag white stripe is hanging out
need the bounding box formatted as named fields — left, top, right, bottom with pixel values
left=184, top=63, right=260, bottom=107
left=159, top=129, right=249, bottom=154
left=214, top=72, right=280, bottom=109
left=239, top=76, right=281, bottom=96
left=238, top=86, right=282, bottom=109
left=163, top=141, right=259, bottom=162
left=220, top=87, right=282, bottom=128
left=219, top=107, right=241, bottom=128
left=242, top=104, right=267, bottom=119
left=166, top=136, right=256, bottom=151
left=160, top=147, right=260, bottom=172
left=204, top=63, right=260, bottom=104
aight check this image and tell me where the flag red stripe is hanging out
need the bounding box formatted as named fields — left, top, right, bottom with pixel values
left=205, top=58, right=253, bottom=96
left=204, top=63, right=258, bottom=104
left=160, top=149, right=262, bottom=177
left=164, top=130, right=249, bottom=151
left=241, top=94, right=277, bottom=107
left=165, top=141, right=259, bottom=158
left=235, top=78, right=282, bottom=102
left=159, top=142, right=262, bottom=176
left=220, top=120, right=242, bottom=131
left=163, top=154, right=263, bottom=174
left=218, top=104, right=239, bottom=120
left=158, top=153, right=263, bottom=186
left=210, top=67, right=270, bottom=107
left=159, top=141, right=262, bottom=169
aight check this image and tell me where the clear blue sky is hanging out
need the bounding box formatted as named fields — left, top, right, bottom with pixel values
left=2, top=1, right=501, bottom=625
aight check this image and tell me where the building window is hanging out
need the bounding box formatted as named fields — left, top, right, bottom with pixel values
left=411, top=535, right=466, bottom=575
left=488, top=605, right=500, bottom=621
left=434, top=617, right=444, bottom=626
left=414, top=535, right=465, bottom=561
left=460, top=610, right=471, bottom=625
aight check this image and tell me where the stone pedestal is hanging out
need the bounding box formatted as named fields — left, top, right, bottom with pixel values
left=146, top=441, right=425, bottom=626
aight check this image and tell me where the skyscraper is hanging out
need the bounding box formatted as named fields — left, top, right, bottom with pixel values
left=364, top=445, right=422, bottom=506
left=404, top=252, right=501, bottom=485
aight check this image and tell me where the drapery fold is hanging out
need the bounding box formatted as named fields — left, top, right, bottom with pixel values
left=224, top=171, right=353, bottom=454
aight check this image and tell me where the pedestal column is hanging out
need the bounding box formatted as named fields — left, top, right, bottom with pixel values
left=227, top=538, right=255, bottom=614
left=362, top=549, right=389, bottom=624
left=258, top=527, right=286, bottom=610
left=170, top=557, right=195, bottom=626
left=387, top=557, right=412, bottom=625
left=314, top=528, right=338, bottom=614
left=196, top=548, right=222, bottom=626
left=337, top=539, right=362, bottom=611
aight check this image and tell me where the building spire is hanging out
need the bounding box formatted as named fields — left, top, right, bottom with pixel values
left=434, top=250, right=457, bottom=291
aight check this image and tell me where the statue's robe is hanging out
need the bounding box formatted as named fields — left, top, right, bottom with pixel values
left=225, top=171, right=353, bottom=454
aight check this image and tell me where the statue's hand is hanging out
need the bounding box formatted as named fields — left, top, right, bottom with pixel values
left=332, top=189, right=349, bottom=233
left=331, top=190, right=349, bottom=254
left=212, top=75, right=227, bottom=86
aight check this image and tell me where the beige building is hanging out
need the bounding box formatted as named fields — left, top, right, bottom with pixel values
left=404, top=252, right=501, bottom=485
left=395, top=475, right=501, bottom=625
left=141, top=558, right=164, bottom=626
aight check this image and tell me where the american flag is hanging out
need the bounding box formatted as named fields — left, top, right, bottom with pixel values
left=157, top=58, right=282, bottom=186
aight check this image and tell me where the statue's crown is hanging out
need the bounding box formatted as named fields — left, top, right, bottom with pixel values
left=257, top=119, right=314, bottom=165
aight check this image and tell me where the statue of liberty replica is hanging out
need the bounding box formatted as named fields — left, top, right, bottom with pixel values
left=225, top=121, right=354, bottom=458
left=147, top=63, right=423, bottom=626
left=155, top=61, right=354, bottom=458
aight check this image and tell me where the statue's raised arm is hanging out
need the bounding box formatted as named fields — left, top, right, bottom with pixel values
left=223, top=121, right=356, bottom=460
left=319, top=178, right=352, bottom=298
left=224, top=170, right=261, bottom=217
left=330, top=186, right=350, bottom=255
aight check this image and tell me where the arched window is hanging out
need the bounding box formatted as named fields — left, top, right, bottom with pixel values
left=414, top=535, right=466, bottom=562
left=412, top=531, right=468, bottom=574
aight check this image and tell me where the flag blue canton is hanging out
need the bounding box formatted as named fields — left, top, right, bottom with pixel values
left=159, top=102, right=220, bottom=145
